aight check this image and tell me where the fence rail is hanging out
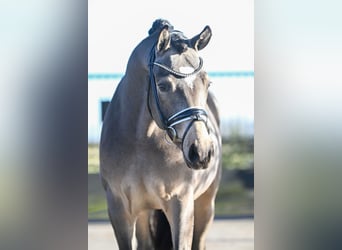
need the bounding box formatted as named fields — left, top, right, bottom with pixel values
left=88, top=71, right=254, bottom=80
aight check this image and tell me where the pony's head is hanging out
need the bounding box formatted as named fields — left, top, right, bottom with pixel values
left=148, top=20, right=213, bottom=170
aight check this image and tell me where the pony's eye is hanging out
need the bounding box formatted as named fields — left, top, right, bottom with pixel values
left=158, top=82, right=171, bottom=92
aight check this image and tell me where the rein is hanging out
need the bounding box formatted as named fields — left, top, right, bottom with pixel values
left=148, top=45, right=209, bottom=143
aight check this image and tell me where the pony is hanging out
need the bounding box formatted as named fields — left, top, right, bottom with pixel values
left=100, top=19, right=222, bottom=250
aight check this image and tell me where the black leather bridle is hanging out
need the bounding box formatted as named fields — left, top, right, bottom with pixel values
left=147, top=45, right=209, bottom=143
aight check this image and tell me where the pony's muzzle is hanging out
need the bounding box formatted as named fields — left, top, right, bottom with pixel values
left=186, top=141, right=214, bottom=170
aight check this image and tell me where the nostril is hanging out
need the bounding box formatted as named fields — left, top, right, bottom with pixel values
left=188, top=144, right=199, bottom=164
left=207, top=149, right=212, bottom=163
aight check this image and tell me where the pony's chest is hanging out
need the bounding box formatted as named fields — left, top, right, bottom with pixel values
left=140, top=161, right=218, bottom=200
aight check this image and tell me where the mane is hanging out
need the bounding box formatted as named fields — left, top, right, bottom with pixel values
left=148, top=19, right=174, bottom=35
left=148, top=19, right=190, bottom=54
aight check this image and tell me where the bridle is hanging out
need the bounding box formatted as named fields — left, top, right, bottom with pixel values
left=147, top=45, right=209, bottom=144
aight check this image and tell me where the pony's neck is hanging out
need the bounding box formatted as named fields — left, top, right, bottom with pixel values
left=127, top=34, right=156, bottom=76
left=122, top=35, right=154, bottom=105
left=120, top=35, right=160, bottom=139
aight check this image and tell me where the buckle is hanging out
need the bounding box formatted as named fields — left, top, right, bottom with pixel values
left=166, top=126, right=177, bottom=142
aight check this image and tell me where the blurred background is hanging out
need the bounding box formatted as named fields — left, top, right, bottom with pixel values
left=88, top=0, right=254, bottom=220
left=2, top=0, right=341, bottom=249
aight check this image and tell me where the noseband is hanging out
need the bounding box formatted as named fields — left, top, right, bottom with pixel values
left=148, top=45, right=209, bottom=143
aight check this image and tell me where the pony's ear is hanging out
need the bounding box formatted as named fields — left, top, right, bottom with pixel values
left=191, top=26, right=212, bottom=51
left=156, top=26, right=171, bottom=52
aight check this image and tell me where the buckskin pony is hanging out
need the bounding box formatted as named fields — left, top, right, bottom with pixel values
left=100, top=19, right=222, bottom=250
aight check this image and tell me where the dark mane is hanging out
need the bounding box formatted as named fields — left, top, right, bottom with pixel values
left=149, top=19, right=191, bottom=53
left=148, top=19, right=174, bottom=35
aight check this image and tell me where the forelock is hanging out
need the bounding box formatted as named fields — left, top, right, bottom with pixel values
left=170, top=31, right=190, bottom=54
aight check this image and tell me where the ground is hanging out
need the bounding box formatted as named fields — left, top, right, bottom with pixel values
left=88, top=219, right=254, bottom=250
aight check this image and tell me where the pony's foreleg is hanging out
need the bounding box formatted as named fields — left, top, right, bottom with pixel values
left=163, top=194, right=194, bottom=250
left=192, top=199, right=215, bottom=250
left=135, top=210, right=154, bottom=250
left=106, top=190, right=136, bottom=250
left=192, top=185, right=217, bottom=250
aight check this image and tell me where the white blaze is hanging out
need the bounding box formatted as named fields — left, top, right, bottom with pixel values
left=179, top=67, right=196, bottom=89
